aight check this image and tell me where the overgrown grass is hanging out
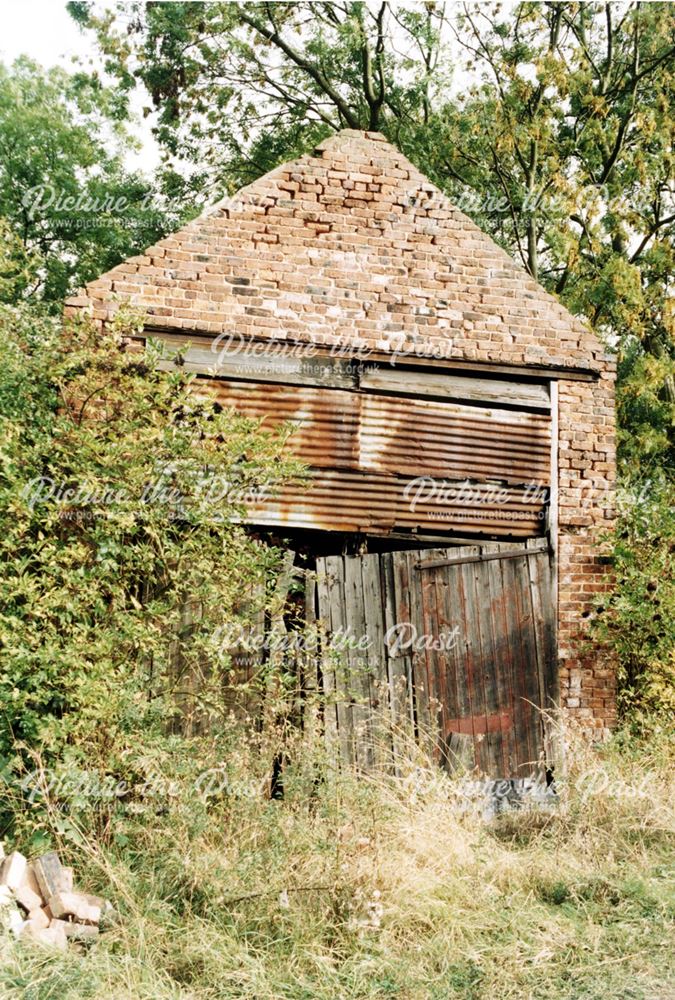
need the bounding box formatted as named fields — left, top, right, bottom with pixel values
left=1, top=724, right=673, bottom=1000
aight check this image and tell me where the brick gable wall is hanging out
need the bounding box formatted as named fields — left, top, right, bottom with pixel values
left=65, top=128, right=617, bottom=734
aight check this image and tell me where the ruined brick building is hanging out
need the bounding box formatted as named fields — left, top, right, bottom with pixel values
left=66, top=130, right=616, bottom=775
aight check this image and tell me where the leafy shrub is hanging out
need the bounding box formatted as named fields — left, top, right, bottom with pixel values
left=617, top=340, right=675, bottom=477
left=0, top=303, right=302, bottom=836
left=592, top=478, right=675, bottom=732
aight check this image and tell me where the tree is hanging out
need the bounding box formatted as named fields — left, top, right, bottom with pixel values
left=0, top=57, right=186, bottom=305
left=438, top=2, right=674, bottom=474
left=0, top=219, right=40, bottom=304
left=67, top=1, right=448, bottom=192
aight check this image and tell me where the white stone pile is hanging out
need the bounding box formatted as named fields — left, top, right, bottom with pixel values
left=0, top=844, right=113, bottom=949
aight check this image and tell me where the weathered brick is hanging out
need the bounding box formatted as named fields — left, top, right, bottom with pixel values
left=0, top=852, right=27, bottom=891
left=33, top=853, right=68, bottom=900
left=49, top=891, right=103, bottom=924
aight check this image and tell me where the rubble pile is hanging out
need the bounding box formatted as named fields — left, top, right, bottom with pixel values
left=0, top=845, right=113, bottom=950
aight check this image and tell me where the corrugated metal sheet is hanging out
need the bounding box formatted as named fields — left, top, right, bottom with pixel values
left=200, top=379, right=550, bottom=538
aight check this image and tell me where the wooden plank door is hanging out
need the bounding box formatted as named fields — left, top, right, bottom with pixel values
left=316, top=542, right=556, bottom=777
left=411, top=543, right=555, bottom=776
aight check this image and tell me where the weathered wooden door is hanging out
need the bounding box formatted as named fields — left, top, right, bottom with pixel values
left=316, top=540, right=556, bottom=777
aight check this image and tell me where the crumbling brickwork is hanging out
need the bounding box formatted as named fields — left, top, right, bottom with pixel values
left=65, top=129, right=616, bottom=732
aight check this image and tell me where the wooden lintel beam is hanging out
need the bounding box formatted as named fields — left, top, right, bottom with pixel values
left=415, top=538, right=549, bottom=570
left=139, top=327, right=601, bottom=382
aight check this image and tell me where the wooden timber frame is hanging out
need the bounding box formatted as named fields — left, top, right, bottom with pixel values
left=143, top=330, right=562, bottom=777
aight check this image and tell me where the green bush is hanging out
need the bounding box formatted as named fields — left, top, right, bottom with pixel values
left=0, top=303, right=302, bottom=838
left=592, top=478, right=675, bottom=732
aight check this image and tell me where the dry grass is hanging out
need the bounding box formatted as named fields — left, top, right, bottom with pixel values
left=1, top=721, right=673, bottom=1000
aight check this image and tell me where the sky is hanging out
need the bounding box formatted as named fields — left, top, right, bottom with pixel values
left=2, top=1, right=90, bottom=67
left=1, top=0, right=161, bottom=172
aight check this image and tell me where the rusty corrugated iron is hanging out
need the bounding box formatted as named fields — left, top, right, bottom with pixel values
left=199, top=379, right=550, bottom=538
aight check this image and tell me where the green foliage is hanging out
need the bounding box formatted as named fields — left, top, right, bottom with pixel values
left=71, top=1, right=449, bottom=193
left=0, top=219, right=41, bottom=305
left=0, top=303, right=302, bottom=811
left=592, top=479, right=675, bottom=730
left=617, top=341, right=675, bottom=476
left=436, top=2, right=675, bottom=470
left=0, top=57, right=187, bottom=306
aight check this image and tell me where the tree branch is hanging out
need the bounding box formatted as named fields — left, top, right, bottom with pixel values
left=238, top=7, right=361, bottom=128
